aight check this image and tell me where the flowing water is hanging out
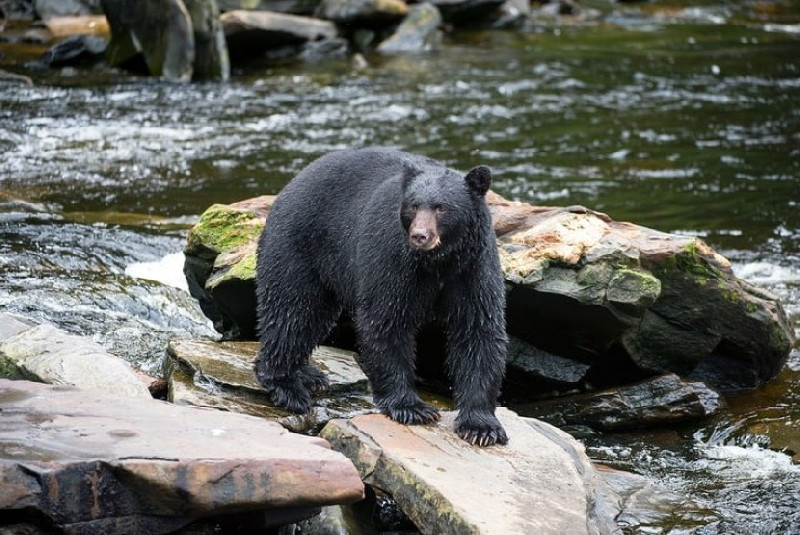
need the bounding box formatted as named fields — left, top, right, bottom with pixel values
left=1, top=1, right=799, bottom=532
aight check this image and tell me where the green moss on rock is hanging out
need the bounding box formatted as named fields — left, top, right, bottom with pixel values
left=186, top=204, right=264, bottom=255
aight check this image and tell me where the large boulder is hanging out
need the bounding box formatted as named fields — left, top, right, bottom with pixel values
left=182, top=192, right=794, bottom=393
left=0, top=378, right=364, bottom=533
left=101, top=0, right=229, bottom=81
left=321, top=409, right=621, bottom=534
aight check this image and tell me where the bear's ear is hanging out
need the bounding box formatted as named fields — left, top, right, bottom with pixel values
left=464, top=165, right=492, bottom=196
left=401, top=162, right=419, bottom=185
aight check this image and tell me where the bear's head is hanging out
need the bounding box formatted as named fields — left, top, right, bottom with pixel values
left=400, top=165, right=492, bottom=254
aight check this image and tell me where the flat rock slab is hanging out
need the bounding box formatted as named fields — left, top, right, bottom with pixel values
left=0, top=379, right=364, bottom=533
left=166, top=339, right=374, bottom=433
left=321, top=408, right=620, bottom=534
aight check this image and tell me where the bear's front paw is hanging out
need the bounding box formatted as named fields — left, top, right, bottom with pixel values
left=382, top=402, right=441, bottom=425
left=296, top=363, right=330, bottom=392
left=455, top=412, right=508, bottom=447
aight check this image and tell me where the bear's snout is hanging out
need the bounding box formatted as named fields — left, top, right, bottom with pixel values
left=408, top=208, right=441, bottom=251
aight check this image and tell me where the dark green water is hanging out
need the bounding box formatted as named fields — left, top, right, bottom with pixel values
left=1, top=1, right=799, bottom=532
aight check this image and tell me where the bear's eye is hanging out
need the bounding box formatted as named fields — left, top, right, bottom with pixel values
left=411, top=203, right=419, bottom=211
left=434, top=204, right=445, bottom=213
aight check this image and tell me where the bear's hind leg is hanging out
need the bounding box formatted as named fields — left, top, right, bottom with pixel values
left=255, top=268, right=339, bottom=414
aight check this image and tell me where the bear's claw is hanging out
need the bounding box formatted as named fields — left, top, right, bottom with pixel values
left=382, top=402, right=441, bottom=425
left=455, top=414, right=508, bottom=447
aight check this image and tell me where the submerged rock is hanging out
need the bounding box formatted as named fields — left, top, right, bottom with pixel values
left=596, top=463, right=718, bottom=530
left=40, top=34, right=107, bottom=67
left=0, top=378, right=364, bottom=533
left=321, top=408, right=621, bottom=534
left=166, top=338, right=375, bottom=433
left=0, top=319, right=151, bottom=398
left=517, top=373, right=724, bottom=431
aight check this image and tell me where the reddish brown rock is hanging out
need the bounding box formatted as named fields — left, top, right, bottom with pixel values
left=0, top=379, right=364, bottom=533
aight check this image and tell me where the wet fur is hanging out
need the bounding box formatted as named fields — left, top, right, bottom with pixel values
left=255, top=147, right=508, bottom=446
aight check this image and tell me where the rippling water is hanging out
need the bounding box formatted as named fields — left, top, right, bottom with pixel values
left=1, top=1, right=799, bottom=531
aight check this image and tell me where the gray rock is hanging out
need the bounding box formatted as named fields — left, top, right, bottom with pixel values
left=427, top=0, right=505, bottom=25
left=0, top=313, right=35, bottom=342
left=217, top=0, right=322, bottom=15
left=506, top=335, right=590, bottom=386
left=321, top=408, right=621, bottom=534
left=314, top=0, right=408, bottom=26
left=377, top=2, right=442, bottom=53
left=166, top=338, right=374, bottom=433
left=221, top=9, right=337, bottom=57
left=0, top=378, right=364, bottom=533
left=185, top=0, right=231, bottom=80
left=518, top=373, right=724, bottom=431
left=34, top=0, right=102, bottom=19
left=0, top=323, right=152, bottom=398
left=101, top=0, right=195, bottom=81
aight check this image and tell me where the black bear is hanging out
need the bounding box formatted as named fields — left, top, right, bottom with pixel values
left=255, top=147, right=508, bottom=446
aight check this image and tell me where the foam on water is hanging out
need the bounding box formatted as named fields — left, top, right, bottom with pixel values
left=125, top=252, right=189, bottom=292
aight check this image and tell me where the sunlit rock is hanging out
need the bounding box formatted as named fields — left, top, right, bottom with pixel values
left=0, top=378, right=364, bottom=534
left=182, top=191, right=795, bottom=395
left=166, top=338, right=375, bottom=433
left=0, top=321, right=151, bottom=398
left=42, top=14, right=110, bottom=39
left=321, top=409, right=621, bottom=533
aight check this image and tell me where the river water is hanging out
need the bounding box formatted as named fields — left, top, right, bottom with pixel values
left=1, top=1, right=799, bottom=532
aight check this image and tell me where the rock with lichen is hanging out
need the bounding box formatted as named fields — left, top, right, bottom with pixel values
left=182, top=190, right=794, bottom=394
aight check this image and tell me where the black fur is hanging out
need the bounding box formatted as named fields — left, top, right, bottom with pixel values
left=255, top=147, right=508, bottom=446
